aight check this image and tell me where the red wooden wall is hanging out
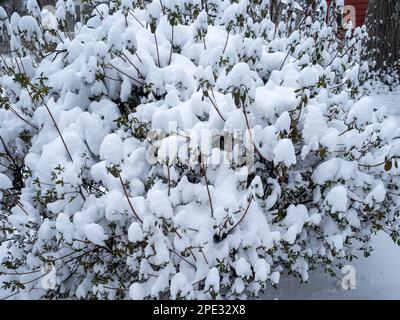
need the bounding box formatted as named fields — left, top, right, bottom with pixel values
left=345, top=0, right=369, bottom=26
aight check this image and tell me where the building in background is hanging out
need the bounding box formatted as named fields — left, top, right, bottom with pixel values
left=345, top=0, right=368, bottom=27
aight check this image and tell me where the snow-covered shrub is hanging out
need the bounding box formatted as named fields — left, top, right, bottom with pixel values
left=0, top=0, right=399, bottom=300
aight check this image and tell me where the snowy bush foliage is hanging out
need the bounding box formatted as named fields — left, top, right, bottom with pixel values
left=0, top=0, right=400, bottom=300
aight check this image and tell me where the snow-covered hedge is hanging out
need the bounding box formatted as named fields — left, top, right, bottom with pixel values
left=1, top=0, right=400, bottom=299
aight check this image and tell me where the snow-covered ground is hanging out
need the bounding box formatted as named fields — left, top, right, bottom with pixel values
left=264, top=232, right=400, bottom=299
left=263, top=89, right=400, bottom=300
left=370, top=89, right=400, bottom=118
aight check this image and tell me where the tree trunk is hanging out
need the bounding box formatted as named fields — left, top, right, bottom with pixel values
left=366, top=0, right=400, bottom=73
left=38, top=0, right=57, bottom=8
left=0, top=0, right=24, bottom=15
left=270, top=0, right=281, bottom=24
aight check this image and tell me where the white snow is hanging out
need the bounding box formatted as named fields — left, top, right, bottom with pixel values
left=346, top=96, right=375, bottom=128
left=270, top=271, right=281, bottom=286
left=275, top=111, right=291, bottom=133
left=273, top=139, right=296, bottom=167
left=365, top=184, right=387, bottom=206
left=282, top=205, right=309, bottom=244
left=170, top=273, right=193, bottom=299
left=325, top=185, right=348, bottom=213
left=128, top=221, right=144, bottom=243
left=235, top=257, right=252, bottom=279
left=99, top=133, right=124, bottom=166
left=83, top=223, right=108, bottom=246
left=298, top=66, right=320, bottom=87
left=254, top=259, right=270, bottom=282
left=55, top=213, right=75, bottom=243
left=148, top=189, right=173, bottom=219
left=0, top=173, right=12, bottom=190
left=129, top=282, right=144, bottom=300
left=204, top=267, right=220, bottom=293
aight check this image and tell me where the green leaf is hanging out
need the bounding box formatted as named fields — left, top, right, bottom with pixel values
left=384, top=160, right=392, bottom=171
